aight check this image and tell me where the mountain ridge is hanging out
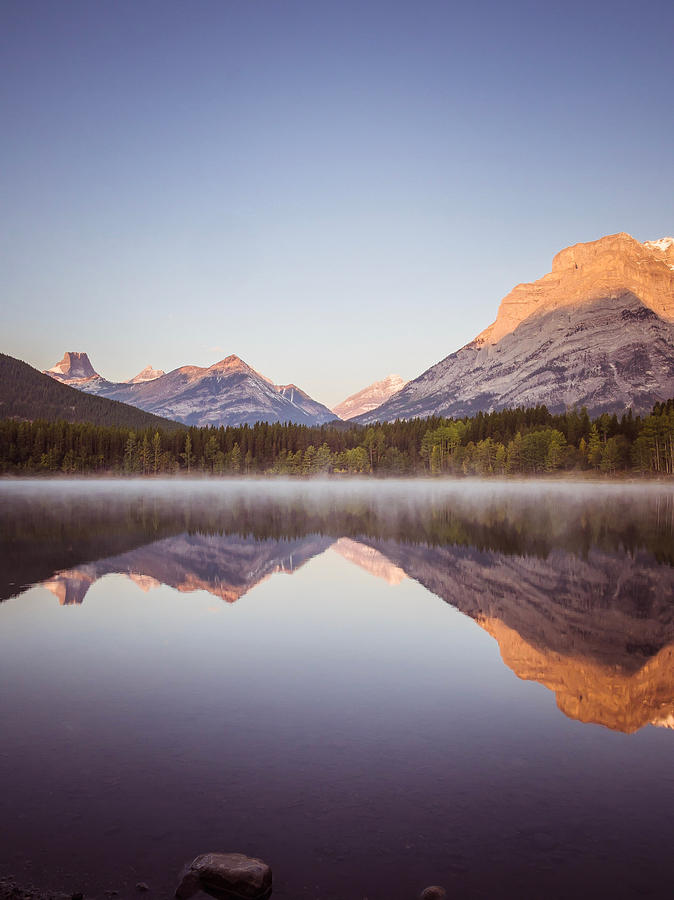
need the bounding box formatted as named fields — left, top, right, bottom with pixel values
left=31, top=232, right=674, bottom=426
left=44, top=351, right=337, bottom=427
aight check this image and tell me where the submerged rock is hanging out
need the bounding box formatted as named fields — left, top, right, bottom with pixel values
left=420, top=887, right=447, bottom=900
left=175, top=852, right=272, bottom=900
left=0, top=877, right=71, bottom=900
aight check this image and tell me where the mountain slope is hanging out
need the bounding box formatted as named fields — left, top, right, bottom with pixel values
left=332, top=374, right=406, bottom=420
left=275, top=384, right=337, bottom=424
left=358, top=234, right=674, bottom=422
left=0, top=353, right=182, bottom=431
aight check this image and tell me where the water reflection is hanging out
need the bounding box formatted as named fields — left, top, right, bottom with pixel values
left=2, top=480, right=673, bottom=734
left=40, top=533, right=333, bottom=605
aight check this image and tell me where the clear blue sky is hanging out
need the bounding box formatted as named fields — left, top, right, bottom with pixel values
left=2, top=0, right=673, bottom=407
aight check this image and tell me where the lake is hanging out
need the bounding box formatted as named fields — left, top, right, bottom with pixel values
left=1, top=479, right=673, bottom=900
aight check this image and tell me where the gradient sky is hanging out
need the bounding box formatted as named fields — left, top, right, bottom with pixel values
left=2, top=0, right=673, bottom=407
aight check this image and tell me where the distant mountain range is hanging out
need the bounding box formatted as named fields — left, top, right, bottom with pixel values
left=46, top=352, right=337, bottom=427
left=357, top=233, right=674, bottom=421
left=19, top=231, right=674, bottom=427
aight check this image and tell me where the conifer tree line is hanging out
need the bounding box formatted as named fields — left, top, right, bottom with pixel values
left=1, top=401, right=674, bottom=476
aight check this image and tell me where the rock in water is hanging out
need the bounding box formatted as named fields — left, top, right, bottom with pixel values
left=420, top=887, right=447, bottom=900
left=175, top=852, right=272, bottom=900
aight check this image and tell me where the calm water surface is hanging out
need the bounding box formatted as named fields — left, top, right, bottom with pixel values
left=1, top=479, right=673, bottom=899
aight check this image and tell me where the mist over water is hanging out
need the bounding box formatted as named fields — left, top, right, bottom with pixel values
left=1, top=479, right=673, bottom=899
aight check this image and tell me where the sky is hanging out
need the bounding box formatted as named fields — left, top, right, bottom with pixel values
left=2, top=0, right=673, bottom=408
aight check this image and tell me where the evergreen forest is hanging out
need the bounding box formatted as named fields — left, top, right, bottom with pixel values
left=2, top=401, right=674, bottom=477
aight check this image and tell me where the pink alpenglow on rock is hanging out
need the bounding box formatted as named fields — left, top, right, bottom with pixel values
left=332, top=374, right=407, bottom=420
left=175, top=852, right=272, bottom=900
left=47, top=351, right=99, bottom=381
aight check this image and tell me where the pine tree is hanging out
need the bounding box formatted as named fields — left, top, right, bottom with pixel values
left=152, top=432, right=161, bottom=474
left=229, top=442, right=242, bottom=474
left=181, top=434, right=193, bottom=473
left=587, top=425, right=602, bottom=469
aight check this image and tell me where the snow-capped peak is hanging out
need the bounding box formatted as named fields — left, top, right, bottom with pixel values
left=643, top=237, right=674, bottom=253
left=126, top=365, right=165, bottom=384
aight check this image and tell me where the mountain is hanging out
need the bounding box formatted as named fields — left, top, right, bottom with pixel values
left=47, top=350, right=99, bottom=382
left=357, top=233, right=674, bottom=421
left=45, top=352, right=336, bottom=427
left=126, top=365, right=165, bottom=383
left=44, top=350, right=114, bottom=395
left=0, top=353, right=182, bottom=431
left=332, top=374, right=407, bottom=420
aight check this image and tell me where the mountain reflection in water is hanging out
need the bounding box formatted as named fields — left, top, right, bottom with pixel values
left=3, top=480, right=673, bottom=734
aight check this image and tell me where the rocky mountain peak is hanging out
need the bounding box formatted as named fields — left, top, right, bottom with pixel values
left=47, top=351, right=98, bottom=381
left=127, top=365, right=165, bottom=384
left=478, top=232, right=674, bottom=345
left=643, top=237, right=674, bottom=266
left=207, top=355, right=254, bottom=375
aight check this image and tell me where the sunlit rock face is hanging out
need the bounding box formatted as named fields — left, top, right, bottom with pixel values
left=47, top=351, right=98, bottom=380
left=45, top=351, right=111, bottom=392
left=478, top=232, right=674, bottom=345
left=332, top=375, right=407, bottom=420
left=359, top=234, right=674, bottom=421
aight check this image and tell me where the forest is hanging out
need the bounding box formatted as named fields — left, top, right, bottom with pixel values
left=1, top=400, right=674, bottom=476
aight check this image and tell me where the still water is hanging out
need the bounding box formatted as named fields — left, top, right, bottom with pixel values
left=1, top=479, right=673, bottom=899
